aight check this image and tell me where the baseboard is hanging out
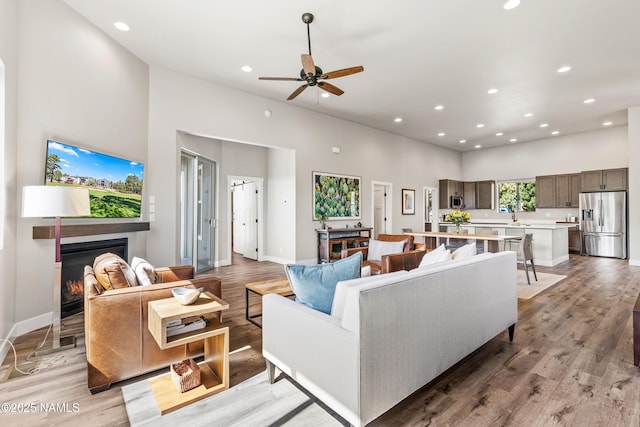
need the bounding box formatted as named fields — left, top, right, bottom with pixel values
left=0, top=324, right=18, bottom=364
left=15, top=312, right=52, bottom=337
left=630, top=258, right=640, bottom=266
left=261, top=255, right=294, bottom=265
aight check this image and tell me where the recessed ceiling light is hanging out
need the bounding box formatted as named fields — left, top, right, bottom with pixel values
left=435, top=105, right=444, bottom=111
left=459, top=139, right=466, bottom=144
left=114, top=21, right=130, bottom=32
left=476, top=123, right=485, bottom=128
left=503, top=0, right=521, bottom=10
left=394, top=117, right=403, bottom=123
left=584, top=98, right=595, bottom=104
left=241, top=65, right=252, bottom=73
left=495, top=132, right=504, bottom=136
left=438, top=132, right=445, bottom=137
left=603, top=121, right=613, bottom=126
left=474, top=145, right=482, bottom=149
left=540, top=123, right=549, bottom=128
left=321, top=93, right=330, bottom=98
left=510, top=138, right=518, bottom=142
left=551, top=131, right=560, bottom=135
left=524, top=113, right=533, bottom=117
left=557, top=66, right=572, bottom=73
left=487, top=88, right=498, bottom=94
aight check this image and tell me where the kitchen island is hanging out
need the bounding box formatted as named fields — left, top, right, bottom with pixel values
left=435, top=222, right=570, bottom=267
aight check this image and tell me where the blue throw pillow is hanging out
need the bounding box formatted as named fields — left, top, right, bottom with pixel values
left=285, top=252, right=362, bottom=314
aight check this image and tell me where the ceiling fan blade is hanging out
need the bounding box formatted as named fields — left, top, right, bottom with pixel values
left=301, top=54, right=316, bottom=76
left=322, top=66, right=364, bottom=79
left=258, top=77, right=304, bottom=81
left=317, top=81, right=344, bottom=96
left=287, top=84, right=309, bottom=100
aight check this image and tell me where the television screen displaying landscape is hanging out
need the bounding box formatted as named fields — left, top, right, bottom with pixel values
left=45, top=140, right=144, bottom=218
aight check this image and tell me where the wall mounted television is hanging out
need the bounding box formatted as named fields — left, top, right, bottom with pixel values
left=44, top=139, right=144, bottom=218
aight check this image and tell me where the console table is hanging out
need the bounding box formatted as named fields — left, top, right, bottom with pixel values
left=317, top=227, right=372, bottom=263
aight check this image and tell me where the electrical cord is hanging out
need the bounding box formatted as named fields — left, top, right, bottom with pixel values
left=1, top=324, right=66, bottom=376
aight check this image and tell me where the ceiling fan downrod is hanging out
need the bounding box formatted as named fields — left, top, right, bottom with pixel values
left=302, top=13, right=314, bottom=56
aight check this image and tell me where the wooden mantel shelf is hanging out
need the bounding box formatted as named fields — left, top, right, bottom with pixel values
left=32, top=222, right=150, bottom=239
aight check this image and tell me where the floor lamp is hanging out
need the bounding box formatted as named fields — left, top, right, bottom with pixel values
left=21, top=185, right=90, bottom=356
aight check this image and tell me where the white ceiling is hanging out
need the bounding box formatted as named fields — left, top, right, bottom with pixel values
left=64, top=0, right=640, bottom=152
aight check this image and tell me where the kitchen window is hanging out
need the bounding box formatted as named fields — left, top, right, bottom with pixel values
left=497, top=179, right=536, bottom=213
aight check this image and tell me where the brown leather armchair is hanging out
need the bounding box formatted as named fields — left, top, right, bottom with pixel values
left=84, top=264, right=222, bottom=394
left=380, top=250, right=428, bottom=274
left=341, top=234, right=415, bottom=275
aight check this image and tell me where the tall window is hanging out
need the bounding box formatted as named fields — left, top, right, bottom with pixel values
left=498, top=179, right=536, bottom=213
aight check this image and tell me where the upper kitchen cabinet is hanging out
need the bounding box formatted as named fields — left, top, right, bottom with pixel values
left=475, top=180, right=495, bottom=209
left=535, top=175, right=556, bottom=208
left=581, top=168, right=628, bottom=192
left=439, top=179, right=463, bottom=209
left=463, top=182, right=476, bottom=209
left=555, top=173, right=581, bottom=207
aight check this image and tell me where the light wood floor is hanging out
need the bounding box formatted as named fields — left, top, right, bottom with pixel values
left=2, top=253, right=640, bottom=426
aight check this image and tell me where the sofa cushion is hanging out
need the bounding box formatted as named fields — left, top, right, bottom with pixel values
left=451, top=242, right=477, bottom=261
left=367, top=239, right=405, bottom=261
left=418, top=244, right=450, bottom=267
left=285, top=252, right=362, bottom=314
left=131, top=256, right=158, bottom=286
left=93, top=253, right=139, bottom=291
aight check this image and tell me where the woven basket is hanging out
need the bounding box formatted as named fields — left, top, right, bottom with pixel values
left=170, top=359, right=201, bottom=393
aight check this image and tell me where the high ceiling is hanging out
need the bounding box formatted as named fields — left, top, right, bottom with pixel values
left=64, top=0, right=640, bottom=152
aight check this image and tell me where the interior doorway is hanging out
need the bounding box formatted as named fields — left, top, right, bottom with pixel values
left=372, top=181, right=392, bottom=237
left=180, top=151, right=216, bottom=273
left=229, top=176, right=264, bottom=263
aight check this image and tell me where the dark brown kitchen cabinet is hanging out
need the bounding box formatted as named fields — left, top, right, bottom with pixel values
left=535, top=175, right=556, bottom=208
left=475, top=180, right=495, bottom=209
left=555, top=173, right=581, bottom=207
left=439, top=179, right=463, bottom=209
left=568, top=225, right=581, bottom=253
left=581, top=168, right=627, bottom=192
left=463, top=182, right=476, bottom=209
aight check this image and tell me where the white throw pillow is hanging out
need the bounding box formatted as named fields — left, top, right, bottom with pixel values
left=367, top=239, right=405, bottom=261
left=131, top=256, right=158, bottom=286
left=451, top=242, right=477, bottom=261
left=418, top=244, right=446, bottom=267
left=361, top=265, right=371, bottom=277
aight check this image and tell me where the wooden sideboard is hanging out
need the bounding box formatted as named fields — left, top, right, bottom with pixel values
left=316, top=227, right=372, bottom=264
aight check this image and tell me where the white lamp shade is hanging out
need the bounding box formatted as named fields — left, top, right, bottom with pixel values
left=22, top=185, right=91, bottom=218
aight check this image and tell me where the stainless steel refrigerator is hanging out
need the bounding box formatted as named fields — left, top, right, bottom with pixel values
left=579, top=191, right=627, bottom=258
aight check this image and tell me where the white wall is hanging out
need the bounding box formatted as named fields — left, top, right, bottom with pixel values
left=266, top=147, right=296, bottom=264
left=14, top=0, right=149, bottom=323
left=147, top=67, right=461, bottom=265
left=628, top=107, right=640, bottom=265
left=0, top=0, right=18, bottom=351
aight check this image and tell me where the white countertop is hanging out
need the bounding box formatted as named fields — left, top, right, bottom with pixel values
left=439, top=222, right=577, bottom=230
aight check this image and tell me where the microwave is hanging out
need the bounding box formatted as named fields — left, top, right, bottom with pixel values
left=450, top=195, right=463, bottom=209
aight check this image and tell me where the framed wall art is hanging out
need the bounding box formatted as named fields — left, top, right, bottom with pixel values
left=313, top=172, right=361, bottom=220
left=402, top=188, right=415, bottom=215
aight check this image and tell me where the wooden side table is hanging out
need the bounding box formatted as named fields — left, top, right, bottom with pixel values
left=147, top=291, right=229, bottom=415
left=245, top=278, right=294, bottom=328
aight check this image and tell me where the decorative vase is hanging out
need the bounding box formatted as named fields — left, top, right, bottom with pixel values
left=455, top=224, right=461, bottom=234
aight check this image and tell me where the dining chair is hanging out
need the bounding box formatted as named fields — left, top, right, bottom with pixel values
left=518, top=233, right=537, bottom=284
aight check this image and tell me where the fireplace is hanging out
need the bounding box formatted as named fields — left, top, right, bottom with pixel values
left=60, top=238, right=128, bottom=318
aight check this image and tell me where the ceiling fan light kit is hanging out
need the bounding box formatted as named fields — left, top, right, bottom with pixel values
left=259, top=12, right=364, bottom=100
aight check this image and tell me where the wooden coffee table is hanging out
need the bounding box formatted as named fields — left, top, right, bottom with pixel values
left=147, top=291, right=229, bottom=415
left=245, top=278, right=295, bottom=328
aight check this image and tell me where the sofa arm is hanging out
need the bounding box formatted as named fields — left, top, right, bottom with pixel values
left=262, top=294, right=360, bottom=424
left=341, top=246, right=368, bottom=260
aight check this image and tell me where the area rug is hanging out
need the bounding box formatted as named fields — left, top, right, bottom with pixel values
left=122, top=370, right=347, bottom=426
left=517, top=269, right=566, bottom=300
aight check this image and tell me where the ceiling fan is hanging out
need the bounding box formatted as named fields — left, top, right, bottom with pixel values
left=259, top=13, right=364, bottom=100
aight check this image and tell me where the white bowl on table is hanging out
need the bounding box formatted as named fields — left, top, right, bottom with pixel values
left=171, top=287, right=203, bottom=305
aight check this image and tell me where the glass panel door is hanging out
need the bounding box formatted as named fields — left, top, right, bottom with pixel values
left=197, top=158, right=215, bottom=271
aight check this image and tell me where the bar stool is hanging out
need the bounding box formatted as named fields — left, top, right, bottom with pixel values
left=518, top=233, right=537, bottom=284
